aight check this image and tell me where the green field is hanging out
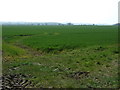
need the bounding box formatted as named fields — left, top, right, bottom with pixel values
left=2, top=25, right=119, bottom=88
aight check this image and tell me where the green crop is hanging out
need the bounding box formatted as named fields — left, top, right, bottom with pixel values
left=2, top=25, right=119, bottom=88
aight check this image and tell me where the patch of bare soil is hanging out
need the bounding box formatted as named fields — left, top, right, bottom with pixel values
left=68, top=71, right=90, bottom=80
left=2, top=74, right=33, bottom=89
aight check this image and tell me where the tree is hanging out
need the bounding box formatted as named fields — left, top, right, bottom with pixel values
left=67, top=23, right=73, bottom=25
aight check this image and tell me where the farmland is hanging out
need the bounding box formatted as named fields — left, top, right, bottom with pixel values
left=2, top=25, right=119, bottom=88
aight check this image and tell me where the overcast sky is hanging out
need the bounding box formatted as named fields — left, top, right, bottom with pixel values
left=0, top=0, right=119, bottom=24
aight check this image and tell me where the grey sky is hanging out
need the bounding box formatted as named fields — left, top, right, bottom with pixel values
left=0, top=0, right=119, bottom=24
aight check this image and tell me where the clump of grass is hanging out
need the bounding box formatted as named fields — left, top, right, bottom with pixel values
left=2, top=43, right=28, bottom=60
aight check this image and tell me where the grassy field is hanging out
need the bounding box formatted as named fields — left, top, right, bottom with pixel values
left=2, top=25, right=119, bottom=88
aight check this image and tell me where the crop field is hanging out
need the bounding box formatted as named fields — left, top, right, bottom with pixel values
left=2, top=25, right=119, bottom=88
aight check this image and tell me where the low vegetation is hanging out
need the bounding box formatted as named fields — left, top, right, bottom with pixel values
left=2, top=25, right=119, bottom=88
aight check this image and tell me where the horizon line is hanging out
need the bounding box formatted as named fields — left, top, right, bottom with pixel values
left=0, top=21, right=117, bottom=25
